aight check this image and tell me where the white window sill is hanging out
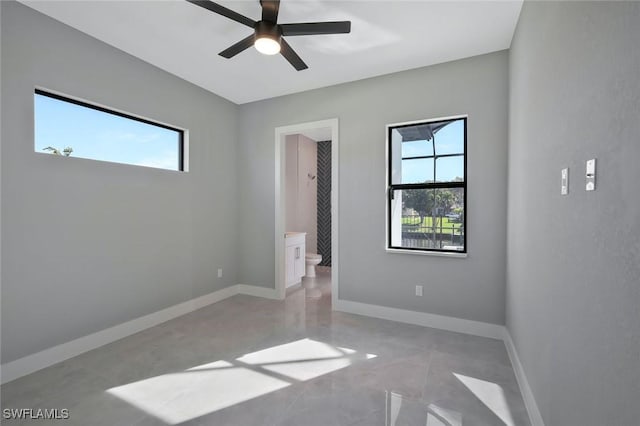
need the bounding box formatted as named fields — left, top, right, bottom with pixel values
left=385, top=248, right=467, bottom=258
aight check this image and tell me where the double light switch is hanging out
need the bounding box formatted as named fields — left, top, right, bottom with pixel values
left=561, top=159, right=597, bottom=194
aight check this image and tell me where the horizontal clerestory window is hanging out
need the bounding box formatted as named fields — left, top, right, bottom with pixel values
left=34, top=89, right=186, bottom=171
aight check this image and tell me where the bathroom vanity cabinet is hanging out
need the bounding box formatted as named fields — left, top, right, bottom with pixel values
left=285, top=232, right=306, bottom=287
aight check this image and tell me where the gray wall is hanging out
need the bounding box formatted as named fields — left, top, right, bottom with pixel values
left=507, top=2, right=640, bottom=425
left=238, top=51, right=509, bottom=324
left=1, top=2, right=239, bottom=363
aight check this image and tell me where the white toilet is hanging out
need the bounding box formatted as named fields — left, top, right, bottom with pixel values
left=305, top=253, right=322, bottom=277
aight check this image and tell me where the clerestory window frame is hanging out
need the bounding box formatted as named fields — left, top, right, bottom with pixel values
left=34, top=88, right=186, bottom=172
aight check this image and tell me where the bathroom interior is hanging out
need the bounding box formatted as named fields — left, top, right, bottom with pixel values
left=284, top=130, right=332, bottom=299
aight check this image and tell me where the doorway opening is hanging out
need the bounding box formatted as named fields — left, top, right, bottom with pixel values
left=274, top=119, right=339, bottom=305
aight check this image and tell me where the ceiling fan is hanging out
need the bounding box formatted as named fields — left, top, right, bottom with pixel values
left=186, top=0, right=351, bottom=71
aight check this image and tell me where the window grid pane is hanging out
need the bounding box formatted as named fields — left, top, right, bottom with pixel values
left=435, top=155, right=464, bottom=182
left=402, top=140, right=433, bottom=158
left=390, top=188, right=465, bottom=251
left=394, top=158, right=434, bottom=184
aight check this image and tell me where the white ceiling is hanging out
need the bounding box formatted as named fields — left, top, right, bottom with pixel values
left=21, top=0, right=523, bottom=104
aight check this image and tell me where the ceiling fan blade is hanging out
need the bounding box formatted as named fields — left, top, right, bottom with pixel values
left=280, top=21, right=351, bottom=36
left=260, top=0, right=280, bottom=24
left=280, top=38, right=308, bottom=71
left=186, top=0, right=255, bottom=28
left=219, top=34, right=255, bottom=58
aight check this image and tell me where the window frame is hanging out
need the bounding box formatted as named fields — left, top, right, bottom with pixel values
left=34, top=88, right=186, bottom=172
left=386, top=115, right=468, bottom=255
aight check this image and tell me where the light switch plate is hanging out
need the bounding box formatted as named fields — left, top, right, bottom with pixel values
left=561, top=168, right=569, bottom=195
left=586, top=159, right=596, bottom=191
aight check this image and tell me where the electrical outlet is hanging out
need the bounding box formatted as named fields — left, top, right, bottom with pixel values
left=217, top=268, right=223, bottom=278
left=415, top=285, right=423, bottom=297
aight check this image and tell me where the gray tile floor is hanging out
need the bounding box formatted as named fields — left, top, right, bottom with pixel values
left=1, top=271, right=530, bottom=425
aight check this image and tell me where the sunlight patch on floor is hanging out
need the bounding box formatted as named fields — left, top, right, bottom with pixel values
left=453, top=373, right=515, bottom=426
left=107, top=361, right=289, bottom=424
left=238, top=338, right=358, bottom=381
left=107, top=338, right=375, bottom=424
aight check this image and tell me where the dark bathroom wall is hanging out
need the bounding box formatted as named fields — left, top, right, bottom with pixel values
left=316, top=140, right=331, bottom=266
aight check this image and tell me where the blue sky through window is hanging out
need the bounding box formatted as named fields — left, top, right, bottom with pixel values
left=401, top=119, right=464, bottom=183
left=34, top=93, right=182, bottom=171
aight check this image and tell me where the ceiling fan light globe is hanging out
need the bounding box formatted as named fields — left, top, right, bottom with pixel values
left=255, top=37, right=281, bottom=55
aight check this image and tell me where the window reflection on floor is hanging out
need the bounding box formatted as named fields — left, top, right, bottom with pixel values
left=386, top=391, right=463, bottom=426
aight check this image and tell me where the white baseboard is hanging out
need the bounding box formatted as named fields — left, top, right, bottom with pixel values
left=503, top=330, right=545, bottom=426
left=236, top=284, right=280, bottom=299
left=334, top=298, right=505, bottom=340
left=334, top=298, right=543, bottom=426
left=1, top=284, right=542, bottom=426
left=1, top=284, right=281, bottom=384
left=1, top=284, right=248, bottom=384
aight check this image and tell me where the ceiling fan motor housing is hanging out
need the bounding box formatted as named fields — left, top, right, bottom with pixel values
left=255, top=20, right=282, bottom=44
